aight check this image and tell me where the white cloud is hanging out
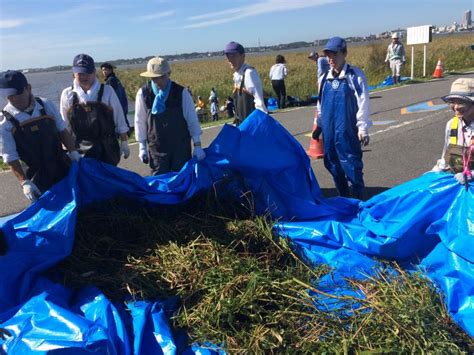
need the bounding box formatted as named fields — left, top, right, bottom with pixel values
left=184, top=0, right=340, bottom=29
left=0, top=19, right=26, bottom=29
left=135, top=10, right=175, bottom=22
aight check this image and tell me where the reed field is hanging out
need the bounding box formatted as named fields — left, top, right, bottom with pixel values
left=50, top=194, right=473, bottom=353
left=117, top=33, right=474, bottom=104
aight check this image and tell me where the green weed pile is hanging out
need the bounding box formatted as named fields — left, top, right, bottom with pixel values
left=51, top=195, right=473, bottom=353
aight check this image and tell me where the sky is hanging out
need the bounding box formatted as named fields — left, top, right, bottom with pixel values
left=0, top=0, right=472, bottom=70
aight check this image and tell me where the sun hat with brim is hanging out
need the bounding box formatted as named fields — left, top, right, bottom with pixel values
left=391, top=33, right=399, bottom=39
left=0, top=70, right=28, bottom=98
left=140, top=57, right=171, bottom=78
left=441, top=78, right=474, bottom=103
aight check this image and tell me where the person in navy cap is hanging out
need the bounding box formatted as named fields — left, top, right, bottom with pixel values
left=60, top=54, right=129, bottom=166
left=224, top=41, right=267, bottom=126
left=0, top=70, right=81, bottom=202
left=312, top=36, right=372, bottom=199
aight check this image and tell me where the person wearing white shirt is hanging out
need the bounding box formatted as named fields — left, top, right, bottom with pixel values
left=224, top=41, right=267, bottom=126
left=60, top=54, right=129, bottom=166
left=0, top=70, right=80, bottom=202
left=432, top=78, right=474, bottom=187
left=134, top=57, right=205, bottom=175
left=312, top=37, right=372, bottom=199
left=269, top=55, right=288, bottom=109
left=384, top=33, right=406, bottom=85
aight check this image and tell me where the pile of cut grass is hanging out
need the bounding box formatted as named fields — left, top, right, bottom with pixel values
left=51, top=194, right=473, bottom=353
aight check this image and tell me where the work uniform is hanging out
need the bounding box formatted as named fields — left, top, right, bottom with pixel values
left=0, top=97, right=70, bottom=192
left=433, top=116, right=474, bottom=173
left=60, top=79, right=128, bottom=166
left=316, top=64, right=371, bottom=197
left=134, top=81, right=202, bottom=174
left=385, top=43, right=406, bottom=79
left=232, top=63, right=267, bottom=126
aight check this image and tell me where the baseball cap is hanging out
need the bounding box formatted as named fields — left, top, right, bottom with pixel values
left=391, top=32, right=399, bottom=39
left=224, top=41, right=245, bottom=55
left=442, top=78, right=474, bottom=103
left=72, top=54, right=96, bottom=74
left=140, top=57, right=171, bottom=78
left=0, top=70, right=28, bottom=98
left=323, top=37, right=347, bottom=53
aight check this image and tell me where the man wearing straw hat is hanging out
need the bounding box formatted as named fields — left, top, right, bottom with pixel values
left=385, top=32, right=406, bottom=85
left=432, top=78, right=474, bottom=187
left=134, top=56, right=205, bottom=175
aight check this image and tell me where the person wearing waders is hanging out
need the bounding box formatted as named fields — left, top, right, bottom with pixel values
left=60, top=54, right=129, bottom=166
left=312, top=37, right=371, bottom=199
left=432, top=78, right=474, bottom=188
left=134, top=57, right=206, bottom=175
left=0, top=71, right=81, bottom=202
left=224, top=41, right=267, bottom=126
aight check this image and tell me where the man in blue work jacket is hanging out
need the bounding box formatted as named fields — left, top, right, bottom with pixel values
left=312, top=36, right=372, bottom=199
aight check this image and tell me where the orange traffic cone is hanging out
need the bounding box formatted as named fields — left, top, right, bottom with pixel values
left=432, top=59, right=443, bottom=78
left=307, top=123, right=324, bottom=159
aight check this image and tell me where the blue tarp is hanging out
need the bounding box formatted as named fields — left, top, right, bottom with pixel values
left=0, top=109, right=473, bottom=353
left=368, top=75, right=410, bottom=91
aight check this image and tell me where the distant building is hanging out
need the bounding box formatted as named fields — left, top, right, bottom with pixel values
left=462, top=10, right=472, bottom=28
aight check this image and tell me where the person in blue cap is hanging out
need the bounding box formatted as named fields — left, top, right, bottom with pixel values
left=312, top=36, right=372, bottom=199
left=60, top=54, right=130, bottom=166
left=224, top=41, right=267, bottom=126
left=0, top=70, right=81, bottom=202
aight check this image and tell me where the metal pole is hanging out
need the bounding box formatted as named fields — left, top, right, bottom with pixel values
left=423, top=44, right=427, bottom=77
left=411, top=46, right=414, bottom=80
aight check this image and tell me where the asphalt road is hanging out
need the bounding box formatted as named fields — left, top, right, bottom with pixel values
left=1, top=73, right=472, bottom=217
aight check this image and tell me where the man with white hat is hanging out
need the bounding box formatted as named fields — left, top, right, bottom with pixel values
left=432, top=78, right=474, bottom=186
left=0, top=70, right=81, bottom=202
left=134, top=56, right=205, bottom=175
left=385, top=32, right=406, bottom=85
left=60, top=54, right=130, bottom=166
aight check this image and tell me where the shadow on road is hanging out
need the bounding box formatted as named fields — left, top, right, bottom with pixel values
left=321, top=186, right=390, bottom=201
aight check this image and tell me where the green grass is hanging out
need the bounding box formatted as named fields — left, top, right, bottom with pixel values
left=117, top=33, right=474, bottom=104
left=50, top=194, right=473, bottom=353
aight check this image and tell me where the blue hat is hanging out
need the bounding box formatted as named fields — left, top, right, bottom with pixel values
left=72, top=54, right=95, bottom=74
left=324, top=37, right=347, bottom=52
left=224, top=41, right=245, bottom=55
left=0, top=70, right=28, bottom=98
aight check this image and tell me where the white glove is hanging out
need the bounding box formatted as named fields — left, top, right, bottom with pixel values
left=21, top=179, right=41, bottom=202
left=138, top=141, right=149, bottom=164
left=454, top=172, right=473, bottom=185
left=120, top=140, right=130, bottom=159
left=68, top=150, right=82, bottom=162
left=193, top=146, right=206, bottom=161
left=358, top=132, right=370, bottom=147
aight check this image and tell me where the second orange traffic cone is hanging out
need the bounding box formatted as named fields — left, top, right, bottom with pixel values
left=432, top=59, right=443, bottom=78
left=307, top=123, right=324, bottom=159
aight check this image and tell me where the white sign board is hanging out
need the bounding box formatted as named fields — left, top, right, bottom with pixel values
left=407, top=25, right=432, bottom=45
